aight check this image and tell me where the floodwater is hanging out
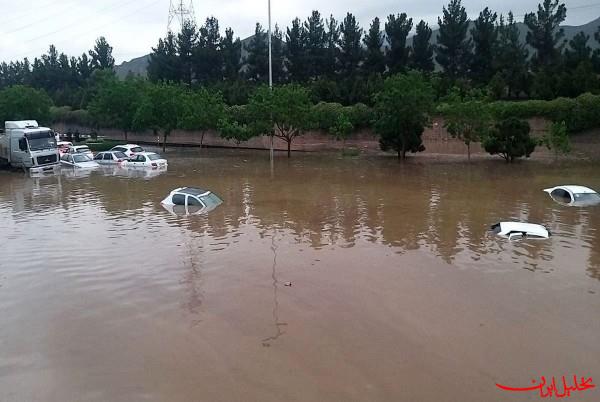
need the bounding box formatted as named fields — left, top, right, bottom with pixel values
left=1, top=148, right=599, bottom=402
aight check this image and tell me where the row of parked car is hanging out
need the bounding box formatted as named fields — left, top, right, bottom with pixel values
left=57, top=142, right=168, bottom=169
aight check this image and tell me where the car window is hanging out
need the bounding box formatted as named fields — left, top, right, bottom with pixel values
left=148, top=154, right=162, bottom=161
left=172, top=194, right=186, bottom=206
left=551, top=189, right=571, bottom=202
left=94, top=153, right=103, bottom=160
left=114, top=152, right=127, bottom=159
left=187, top=196, right=203, bottom=206
left=103, top=153, right=113, bottom=160
left=73, top=154, right=89, bottom=163
left=61, top=154, right=69, bottom=161
left=113, top=147, right=125, bottom=152
left=131, top=146, right=144, bottom=153
left=138, top=155, right=146, bottom=162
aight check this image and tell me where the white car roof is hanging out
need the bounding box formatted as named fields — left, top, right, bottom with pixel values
left=494, top=222, right=550, bottom=238
left=544, top=185, right=597, bottom=194
left=136, top=151, right=160, bottom=156
left=72, top=145, right=90, bottom=149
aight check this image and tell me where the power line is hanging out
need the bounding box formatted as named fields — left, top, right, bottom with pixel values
left=16, top=0, right=142, bottom=43
left=10, top=0, right=163, bottom=60
left=1, top=0, right=84, bottom=35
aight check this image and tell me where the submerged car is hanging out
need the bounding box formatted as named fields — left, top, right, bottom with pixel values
left=60, top=153, right=100, bottom=169
left=57, top=141, right=73, bottom=156
left=93, top=151, right=129, bottom=165
left=491, top=222, right=551, bottom=240
left=123, top=152, right=168, bottom=168
left=109, top=144, right=145, bottom=158
left=543, top=185, right=600, bottom=207
left=161, top=187, right=223, bottom=215
left=67, top=144, right=94, bottom=160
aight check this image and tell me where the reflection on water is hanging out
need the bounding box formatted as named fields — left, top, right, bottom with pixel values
left=1, top=149, right=600, bottom=402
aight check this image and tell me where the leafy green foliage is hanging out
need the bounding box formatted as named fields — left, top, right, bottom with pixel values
left=363, top=18, right=385, bottom=75
left=374, top=72, right=435, bottom=159
left=246, top=85, right=312, bottom=156
left=338, top=13, right=363, bottom=77
left=0, top=85, right=53, bottom=124
left=470, top=7, right=498, bottom=83
left=384, top=13, right=413, bottom=74
left=524, top=0, right=567, bottom=68
left=483, top=117, right=536, bottom=162
left=440, top=97, right=492, bottom=159
left=410, top=21, right=434, bottom=72
left=541, top=120, right=571, bottom=157
left=436, top=0, right=472, bottom=78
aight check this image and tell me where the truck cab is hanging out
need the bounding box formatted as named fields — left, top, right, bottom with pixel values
left=0, top=120, right=60, bottom=173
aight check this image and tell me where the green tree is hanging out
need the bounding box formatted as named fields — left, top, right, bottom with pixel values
left=179, top=88, right=225, bottom=147
left=88, top=77, right=144, bottom=141
left=494, top=13, right=530, bottom=98
left=245, top=23, right=268, bottom=82
left=541, top=120, right=571, bottom=159
left=304, top=11, right=327, bottom=79
left=246, top=84, right=312, bottom=157
left=410, top=20, right=435, bottom=72
left=385, top=13, right=413, bottom=74
left=374, top=72, right=435, bottom=160
left=89, top=37, right=115, bottom=70
left=338, top=13, right=363, bottom=77
left=564, top=31, right=592, bottom=69
left=0, top=85, right=53, bottom=123
left=133, top=83, right=183, bottom=152
left=483, top=117, right=536, bottom=162
left=286, top=18, right=307, bottom=82
left=177, top=20, right=197, bottom=85
left=324, top=15, right=340, bottom=77
left=196, top=17, right=223, bottom=83
left=436, top=0, right=472, bottom=78
left=148, top=32, right=181, bottom=82
left=442, top=99, right=492, bottom=161
left=524, top=0, right=567, bottom=69
left=221, top=27, right=242, bottom=80
left=470, top=7, right=498, bottom=83
left=329, top=110, right=354, bottom=150
left=363, top=17, right=385, bottom=75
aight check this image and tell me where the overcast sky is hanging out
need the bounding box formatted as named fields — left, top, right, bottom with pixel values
left=0, top=0, right=598, bottom=65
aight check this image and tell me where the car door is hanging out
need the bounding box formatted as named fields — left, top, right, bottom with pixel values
left=103, top=153, right=114, bottom=164
left=94, top=153, right=104, bottom=163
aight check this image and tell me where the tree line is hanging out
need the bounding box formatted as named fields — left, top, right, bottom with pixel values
left=0, top=0, right=599, bottom=106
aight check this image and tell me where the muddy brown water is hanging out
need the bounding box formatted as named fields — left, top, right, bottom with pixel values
left=1, top=148, right=599, bottom=402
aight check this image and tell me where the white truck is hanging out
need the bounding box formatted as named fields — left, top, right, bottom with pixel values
left=0, top=120, right=60, bottom=173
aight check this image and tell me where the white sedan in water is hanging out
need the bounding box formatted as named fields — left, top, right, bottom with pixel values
left=123, top=152, right=168, bottom=168
left=543, top=185, right=600, bottom=207
left=67, top=145, right=94, bottom=160
left=109, top=144, right=145, bottom=158
left=60, top=153, right=100, bottom=169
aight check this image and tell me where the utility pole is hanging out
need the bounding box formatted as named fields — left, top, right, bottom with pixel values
left=268, top=0, right=274, bottom=163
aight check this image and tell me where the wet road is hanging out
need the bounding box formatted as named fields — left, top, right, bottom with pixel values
left=1, top=148, right=599, bottom=401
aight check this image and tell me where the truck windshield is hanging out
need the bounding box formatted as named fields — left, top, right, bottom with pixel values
left=26, top=132, right=56, bottom=151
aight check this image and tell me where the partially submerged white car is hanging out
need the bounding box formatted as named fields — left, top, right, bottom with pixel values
left=109, top=144, right=144, bottom=158
left=543, top=185, right=600, bottom=207
left=67, top=145, right=94, bottom=160
left=491, top=222, right=551, bottom=240
left=93, top=151, right=129, bottom=165
left=123, top=152, right=168, bottom=168
left=161, top=187, right=223, bottom=215
left=60, top=153, right=100, bottom=169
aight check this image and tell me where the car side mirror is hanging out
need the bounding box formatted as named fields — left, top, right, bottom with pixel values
left=18, top=138, right=27, bottom=151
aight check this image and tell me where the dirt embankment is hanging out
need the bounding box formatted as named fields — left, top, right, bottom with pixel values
left=53, top=117, right=600, bottom=159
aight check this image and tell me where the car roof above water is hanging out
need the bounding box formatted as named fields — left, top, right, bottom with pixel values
left=174, top=187, right=210, bottom=196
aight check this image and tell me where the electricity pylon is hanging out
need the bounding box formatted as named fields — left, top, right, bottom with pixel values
left=168, top=0, right=196, bottom=32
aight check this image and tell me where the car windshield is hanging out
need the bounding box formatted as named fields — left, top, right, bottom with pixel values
left=27, top=133, right=56, bottom=151
left=73, top=154, right=91, bottom=163
left=574, top=193, right=600, bottom=202
left=114, top=152, right=128, bottom=159
left=148, top=154, right=162, bottom=161
left=76, top=147, right=90, bottom=153
left=131, top=147, right=144, bottom=153
left=200, top=192, right=223, bottom=208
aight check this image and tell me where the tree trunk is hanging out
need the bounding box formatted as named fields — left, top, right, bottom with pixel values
left=200, top=131, right=205, bottom=148
left=162, top=133, right=167, bottom=153
left=124, top=130, right=128, bottom=142
left=287, top=140, right=291, bottom=158
left=467, top=142, right=471, bottom=162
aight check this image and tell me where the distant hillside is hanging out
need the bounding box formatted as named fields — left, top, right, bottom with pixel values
left=114, top=54, right=150, bottom=79
left=115, top=17, right=600, bottom=78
